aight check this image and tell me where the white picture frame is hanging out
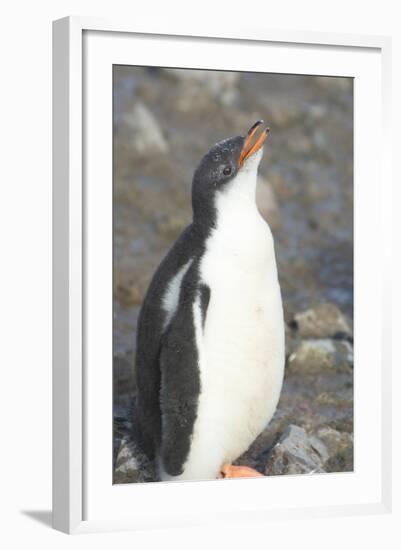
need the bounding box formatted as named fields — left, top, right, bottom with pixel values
left=52, top=16, right=392, bottom=534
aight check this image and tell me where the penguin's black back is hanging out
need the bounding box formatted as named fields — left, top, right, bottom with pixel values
left=134, top=222, right=209, bottom=476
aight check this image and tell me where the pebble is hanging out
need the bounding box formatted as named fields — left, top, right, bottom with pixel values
left=265, top=425, right=328, bottom=476
left=316, top=427, right=353, bottom=472
left=287, top=339, right=353, bottom=373
left=123, top=102, right=168, bottom=155
left=291, top=303, right=353, bottom=340
left=114, top=436, right=156, bottom=484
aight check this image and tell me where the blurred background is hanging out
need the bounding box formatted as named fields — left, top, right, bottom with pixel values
left=113, top=66, right=354, bottom=482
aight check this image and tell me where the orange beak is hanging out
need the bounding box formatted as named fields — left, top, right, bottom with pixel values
left=238, top=120, right=270, bottom=168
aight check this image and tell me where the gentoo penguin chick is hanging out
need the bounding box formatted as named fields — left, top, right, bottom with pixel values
left=134, top=121, right=285, bottom=481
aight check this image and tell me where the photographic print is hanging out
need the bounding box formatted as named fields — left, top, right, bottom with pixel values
left=113, top=66, right=353, bottom=484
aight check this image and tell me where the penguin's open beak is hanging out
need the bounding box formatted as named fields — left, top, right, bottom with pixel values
left=238, top=120, right=270, bottom=168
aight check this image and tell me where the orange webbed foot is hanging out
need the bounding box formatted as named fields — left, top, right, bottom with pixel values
left=220, top=464, right=264, bottom=479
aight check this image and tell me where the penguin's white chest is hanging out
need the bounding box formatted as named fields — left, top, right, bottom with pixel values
left=180, top=208, right=285, bottom=480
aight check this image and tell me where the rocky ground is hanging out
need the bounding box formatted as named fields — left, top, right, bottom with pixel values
left=113, top=66, right=353, bottom=483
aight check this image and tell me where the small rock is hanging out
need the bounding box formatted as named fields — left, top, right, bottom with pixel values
left=316, top=427, right=353, bottom=457
left=256, top=177, right=281, bottom=229
left=307, top=103, right=327, bottom=120
left=291, top=303, right=353, bottom=340
left=317, top=427, right=353, bottom=472
left=124, top=102, right=168, bottom=155
left=287, top=339, right=353, bottom=373
left=114, top=436, right=156, bottom=484
left=328, top=418, right=353, bottom=434
left=324, top=445, right=353, bottom=473
left=265, top=425, right=328, bottom=476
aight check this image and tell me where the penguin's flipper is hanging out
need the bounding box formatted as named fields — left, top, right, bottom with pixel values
left=159, top=272, right=210, bottom=477
left=134, top=225, right=200, bottom=461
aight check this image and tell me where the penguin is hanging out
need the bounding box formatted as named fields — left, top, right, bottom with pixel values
left=134, top=121, right=285, bottom=481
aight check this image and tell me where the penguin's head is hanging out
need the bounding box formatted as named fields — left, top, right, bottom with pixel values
left=192, top=121, right=269, bottom=226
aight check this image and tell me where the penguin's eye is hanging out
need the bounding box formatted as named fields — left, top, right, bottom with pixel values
left=223, top=165, right=232, bottom=176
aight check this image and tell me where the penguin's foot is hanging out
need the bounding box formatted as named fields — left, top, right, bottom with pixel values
left=220, top=464, right=264, bottom=479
